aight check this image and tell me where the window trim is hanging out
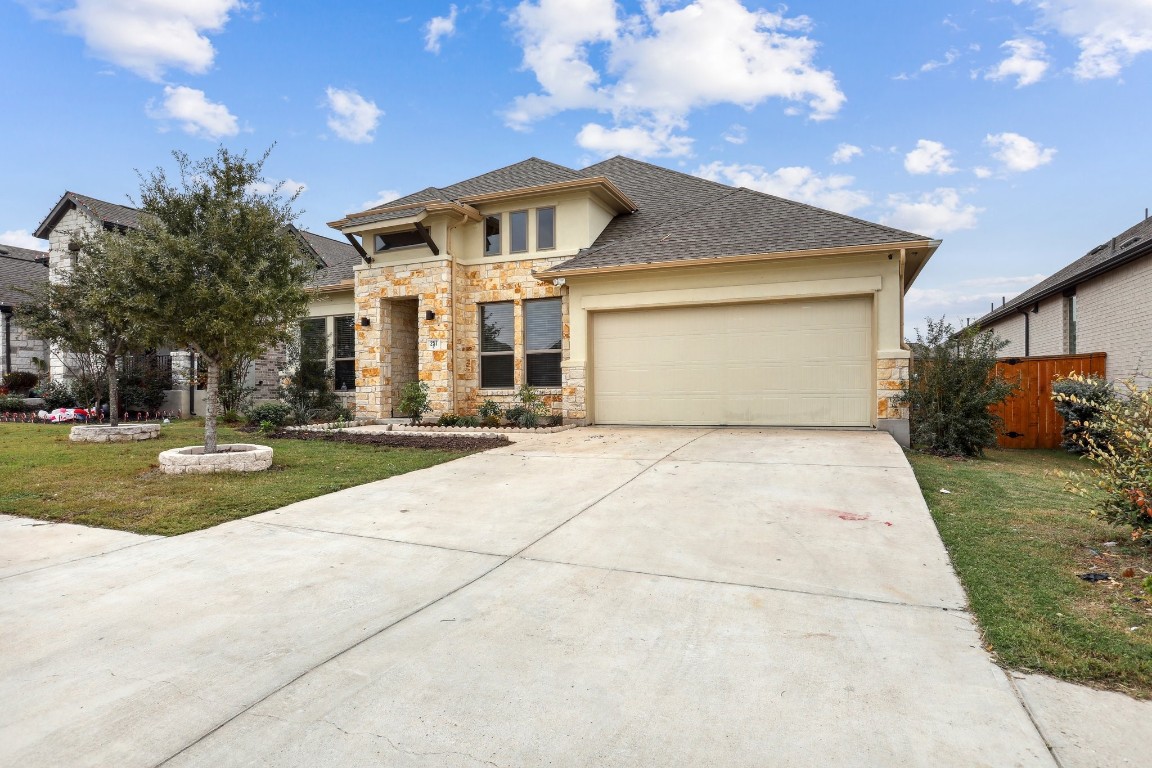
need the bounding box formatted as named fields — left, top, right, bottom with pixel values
left=536, top=206, right=556, bottom=251
left=479, top=301, right=515, bottom=389
left=483, top=214, right=502, bottom=257
left=509, top=209, right=529, bottom=254
left=524, top=297, right=563, bottom=388
left=374, top=231, right=427, bottom=253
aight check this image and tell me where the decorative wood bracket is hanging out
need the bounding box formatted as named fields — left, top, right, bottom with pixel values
left=345, top=233, right=371, bottom=264
left=413, top=221, right=440, bottom=256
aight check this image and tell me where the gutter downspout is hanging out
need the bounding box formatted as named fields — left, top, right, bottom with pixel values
left=1017, top=308, right=1031, bottom=357
left=1, top=305, right=12, bottom=377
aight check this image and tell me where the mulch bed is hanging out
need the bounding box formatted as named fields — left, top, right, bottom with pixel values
left=265, top=428, right=511, bottom=452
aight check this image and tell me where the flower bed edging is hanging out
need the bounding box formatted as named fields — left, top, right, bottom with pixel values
left=158, top=444, right=273, bottom=475
left=390, top=423, right=575, bottom=435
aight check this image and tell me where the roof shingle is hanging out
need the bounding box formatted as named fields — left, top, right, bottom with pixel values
left=0, top=244, right=49, bottom=306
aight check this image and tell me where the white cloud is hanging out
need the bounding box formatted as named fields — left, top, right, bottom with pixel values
left=904, top=139, right=958, bottom=175
left=973, top=166, right=993, bottom=179
left=1020, top=0, right=1152, bottom=79
left=425, top=5, right=458, bottom=53
left=881, top=188, right=982, bottom=235
left=577, top=121, right=694, bottom=158
left=723, top=124, right=747, bottom=145
left=985, top=132, right=1056, bottom=172
left=695, top=162, right=871, bottom=214
left=906, top=274, right=1048, bottom=326
left=248, top=179, right=308, bottom=198
left=325, top=87, right=383, bottom=143
left=42, top=0, right=243, bottom=81
left=0, top=229, right=47, bottom=251
left=921, top=48, right=961, bottom=72
left=985, top=37, right=1049, bottom=86
left=147, top=86, right=239, bottom=139
left=360, top=190, right=402, bottom=210
left=507, top=0, right=844, bottom=150
left=830, top=143, right=862, bottom=164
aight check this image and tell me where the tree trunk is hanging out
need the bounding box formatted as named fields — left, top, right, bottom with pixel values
left=204, top=357, right=220, bottom=453
left=106, top=353, right=119, bottom=427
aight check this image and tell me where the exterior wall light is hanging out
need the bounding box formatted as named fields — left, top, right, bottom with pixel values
left=360, top=317, right=371, bottom=327
left=425, top=310, right=436, bottom=321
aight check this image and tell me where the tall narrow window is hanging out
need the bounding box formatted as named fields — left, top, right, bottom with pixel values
left=509, top=210, right=528, bottom=253
left=1065, top=294, right=1078, bottom=354
left=480, top=302, right=514, bottom=388
left=536, top=207, right=555, bottom=250
left=333, top=315, right=356, bottom=391
left=300, top=318, right=326, bottom=365
left=484, top=215, right=501, bottom=256
left=525, top=298, right=562, bottom=387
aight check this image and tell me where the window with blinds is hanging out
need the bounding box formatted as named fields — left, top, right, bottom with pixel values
left=480, top=302, right=514, bottom=388
left=525, top=298, right=562, bottom=387
left=334, top=315, right=355, bottom=390
left=300, top=318, right=326, bottom=363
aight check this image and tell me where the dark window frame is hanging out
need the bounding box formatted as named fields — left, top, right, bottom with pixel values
left=374, top=230, right=426, bottom=253
left=483, top=214, right=502, bottom=257
left=536, top=206, right=556, bottom=251
left=333, top=314, right=356, bottom=391
left=509, top=209, right=529, bottom=254
left=524, top=297, right=562, bottom=388
left=479, top=301, right=515, bottom=389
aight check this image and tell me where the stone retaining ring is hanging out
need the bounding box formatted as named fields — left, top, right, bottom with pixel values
left=70, top=424, right=161, bottom=443
left=158, top=444, right=273, bottom=475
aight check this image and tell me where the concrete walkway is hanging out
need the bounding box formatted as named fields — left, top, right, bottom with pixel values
left=0, top=427, right=1146, bottom=766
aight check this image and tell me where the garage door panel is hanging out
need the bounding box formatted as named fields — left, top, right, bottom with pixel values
left=592, top=298, right=872, bottom=427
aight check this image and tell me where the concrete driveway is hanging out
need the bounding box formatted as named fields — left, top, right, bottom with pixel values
left=0, top=427, right=1074, bottom=766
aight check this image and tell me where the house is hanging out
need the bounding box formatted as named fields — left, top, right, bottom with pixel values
left=328, top=156, right=939, bottom=445
left=977, top=214, right=1152, bottom=382
left=31, top=191, right=361, bottom=412
left=0, top=243, right=50, bottom=379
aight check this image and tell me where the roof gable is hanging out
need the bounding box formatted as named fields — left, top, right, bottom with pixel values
left=293, top=228, right=361, bottom=289
left=33, top=191, right=140, bottom=239
left=0, top=243, right=49, bottom=306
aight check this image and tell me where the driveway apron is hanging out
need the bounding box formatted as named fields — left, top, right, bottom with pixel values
left=0, top=427, right=1056, bottom=767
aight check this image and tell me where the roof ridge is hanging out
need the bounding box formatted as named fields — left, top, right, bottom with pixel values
left=576, top=185, right=743, bottom=258
left=579, top=155, right=733, bottom=194
left=440, top=156, right=582, bottom=197
left=731, top=185, right=927, bottom=241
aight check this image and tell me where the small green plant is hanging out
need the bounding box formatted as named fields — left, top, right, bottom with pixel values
left=40, top=381, right=78, bottom=410
left=259, top=419, right=277, bottom=435
left=398, top=381, right=432, bottom=426
left=2, top=371, right=38, bottom=396
left=896, top=318, right=1017, bottom=457
left=456, top=415, right=480, bottom=428
left=221, top=409, right=243, bottom=425
left=506, top=384, right=549, bottom=428
left=437, top=413, right=461, bottom=427
left=1055, top=376, right=1152, bottom=539
left=0, top=394, right=34, bottom=412
left=1052, top=374, right=1115, bottom=453
left=246, top=402, right=293, bottom=429
left=477, top=399, right=503, bottom=427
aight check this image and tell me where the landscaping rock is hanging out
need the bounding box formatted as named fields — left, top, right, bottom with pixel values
left=158, top=444, right=273, bottom=475
left=70, top=424, right=161, bottom=443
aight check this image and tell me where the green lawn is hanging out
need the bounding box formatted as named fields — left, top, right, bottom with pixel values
left=0, top=420, right=470, bottom=536
left=908, top=448, right=1152, bottom=697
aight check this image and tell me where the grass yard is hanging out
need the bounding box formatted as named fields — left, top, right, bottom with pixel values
left=908, top=448, right=1152, bottom=698
left=0, top=420, right=474, bottom=536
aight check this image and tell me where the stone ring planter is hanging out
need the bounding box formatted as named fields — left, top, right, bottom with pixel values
left=70, top=424, right=161, bottom=443
left=158, top=444, right=273, bottom=475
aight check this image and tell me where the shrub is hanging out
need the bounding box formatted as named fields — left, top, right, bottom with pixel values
left=2, top=371, right=38, bottom=396
left=40, top=381, right=77, bottom=410
left=1055, top=377, right=1152, bottom=539
left=246, top=402, right=293, bottom=429
left=398, top=381, right=432, bottom=426
left=456, top=415, right=480, bottom=428
left=218, top=358, right=256, bottom=416
left=506, top=384, right=549, bottom=428
left=477, top=399, right=502, bottom=427
left=896, top=318, right=1017, bottom=457
left=0, top=394, right=33, bottom=412
left=437, top=413, right=461, bottom=427
left=1052, top=374, right=1115, bottom=453
left=118, top=365, right=173, bottom=412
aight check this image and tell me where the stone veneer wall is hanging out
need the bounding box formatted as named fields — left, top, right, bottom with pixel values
left=251, top=342, right=286, bottom=402
left=875, top=356, right=909, bottom=421
left=390, top=300, right=419, bottom=412
left=45, top=207, right=97, bottom=383
left=2, top=317, right=47, bottom=378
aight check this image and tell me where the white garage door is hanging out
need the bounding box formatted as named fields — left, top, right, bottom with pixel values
left=592, top=297, right=873, bottom=426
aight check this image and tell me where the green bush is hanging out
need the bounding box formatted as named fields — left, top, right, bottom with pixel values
left=0, top=394, right=33, bottom=412
left=506, top=385, right=549, bottom=428
left=246, top=402, right=293, bottom=429
left=2, top=371, right=38, bottom=395
left=1055, top=376, right=1152, bottom=539
left=118, top=365, right=173, bottom=412
left=896, top=318, right=1017, bottom=457
left=398, top=381, right=432, bottom=426
left=456, top=415, right=480, bottom=428
left=477, top=399, right=503, bottom=427
left=40, top=381, right=77, bottom=410
left=1052, top=374, right=1115, bottom=453
left=437, top=413, right=460, bottom=426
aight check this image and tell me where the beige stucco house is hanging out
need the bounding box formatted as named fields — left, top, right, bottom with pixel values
left=330, top=157, right=939, bottom=444
left=978, top=214, right=1152, bottom=382
left=32, top=192, right=361, bottom=413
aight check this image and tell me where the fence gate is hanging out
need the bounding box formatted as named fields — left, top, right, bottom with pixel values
left=991, top=353, right=1107, bottom=449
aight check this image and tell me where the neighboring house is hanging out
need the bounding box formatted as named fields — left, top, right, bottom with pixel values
left=31, top=191, right=360, bottom=411
left=978, top=215, right=1152, bottom=382
left=328, top=156, right=939, bottom=444
left=0, top=243, right=50, bottom=379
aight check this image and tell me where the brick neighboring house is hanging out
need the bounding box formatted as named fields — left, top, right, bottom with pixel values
left=31, top=191, right=360, bottom=412
left=0, top=243, right=49, bottom=379
left=329, top=156, right=939, bottom=443
left=977, top=215, right=1152, bottom=382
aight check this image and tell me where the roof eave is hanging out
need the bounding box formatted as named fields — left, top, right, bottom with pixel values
left=328, top=201, right=480, bottom=232
left=459, top=177, right=638, bottom=213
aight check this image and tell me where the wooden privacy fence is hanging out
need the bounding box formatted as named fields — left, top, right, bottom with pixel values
left=991, top=353, right=1107, bottom=449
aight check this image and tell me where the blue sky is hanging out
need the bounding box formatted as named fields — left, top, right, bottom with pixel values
left=2, top=0, right=1151, bottom=335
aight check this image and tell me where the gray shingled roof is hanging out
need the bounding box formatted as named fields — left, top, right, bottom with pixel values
left=545, top=156, right=928, bottom=272
left=296, top=229, right=360, bottom=288
left=978, top=215, right=1152, bottom=326
left=0, top=243, right=49, bottom=306
left=33, top=191, right=140, bottom=238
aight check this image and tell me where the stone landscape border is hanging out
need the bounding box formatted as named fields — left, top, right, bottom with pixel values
left=158, top=444, right=273, bottom=475
left=70, top=424, right=161, bottom=443
left=286, top=420, right=575, bottom=435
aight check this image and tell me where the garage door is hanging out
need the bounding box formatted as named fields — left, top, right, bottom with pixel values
left=592, top=297, right=873, bottom=426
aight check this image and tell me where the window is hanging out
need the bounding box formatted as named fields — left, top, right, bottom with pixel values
left=525, top=298, right=562, bottom=387
left=1065, top=293, right=1078, bottom=354
left=300, top=318, right=326, bottom=366
left=374, top=230, right=425, bottom=252
left=334, top=315, right=356, bottom=391
left=536, top=207, right=555, bottom=250
left=484, top=215, right=501, bottom=256
left=509, top=210, right=528, bottom=254
left=480, top=302, right=514, bottom=388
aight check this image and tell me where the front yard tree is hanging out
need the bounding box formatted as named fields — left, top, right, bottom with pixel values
left=18, top=229, right=156, bottom=427
left=133, top=147, right=311, bottom=453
